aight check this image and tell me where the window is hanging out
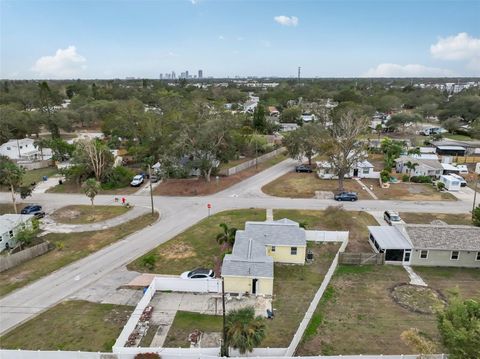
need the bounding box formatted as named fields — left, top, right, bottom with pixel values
left=9, top=230, right=13, bottom=238
left=420, top=250, right=428, bottom=259
left=271, top=246, right=276, bottom=252
left=6, top=147, right=11, bottom=150
left=362, top=167, right=370, bottom=174
left=451, top=251, right=459, bottom=260
left=291, top=247, right=297, bottom=255
left=476, top=252, right=480, bottom=261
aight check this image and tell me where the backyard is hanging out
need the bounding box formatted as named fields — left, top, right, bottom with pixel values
left=297, top=265, right=480, bottom=356
left=50, top=204, right=130, bottom=224
left=0, top=300, right=133, bottom=351
left=0, top=212, right=158, bottom=297
left=154, top=153, right=287, bottom=196
left=262, top=172, right=371, bottom=199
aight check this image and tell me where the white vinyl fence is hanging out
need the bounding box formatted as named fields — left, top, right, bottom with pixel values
left=0, top=350, right=449, bottom=359
left=305, top=230, right=349, bottom=242
left=220, top=148, right=285, bottom=176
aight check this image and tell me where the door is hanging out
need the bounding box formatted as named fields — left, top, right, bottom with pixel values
left=353, top=168, right=359, bottom=177
left=252, top=279, right=258, bottom=295
left=403, top=249, right=411, bottom=264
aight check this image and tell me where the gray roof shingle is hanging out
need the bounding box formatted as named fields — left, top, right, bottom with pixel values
left=404, top=224, right=480, bottom=251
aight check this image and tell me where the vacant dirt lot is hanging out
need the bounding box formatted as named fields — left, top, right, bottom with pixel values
left=262, top=173, right=371, bottom=199
left=154, top=154, right=286, bottom=196
left=51, top=205, right=130, bottom=224
left=361, top=179, right=456, bottom=201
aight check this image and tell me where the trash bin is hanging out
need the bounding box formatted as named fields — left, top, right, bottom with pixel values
left=42, top=176, right=48, bottom=181
left=58, top=179, right=63, bottom=185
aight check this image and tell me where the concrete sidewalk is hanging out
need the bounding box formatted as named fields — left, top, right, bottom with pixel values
left=40, top=205, right=151, bottom=233
left=32, top=176, right=65, bottom=194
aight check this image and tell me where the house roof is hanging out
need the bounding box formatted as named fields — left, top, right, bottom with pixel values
left=436, top=145, right=466, bottom=151
left=317, top=159, right=373, bottom=169
left=222, top=219, right=307, bottom=279
left=395, top=156, right=443, bottom=170
left=368, top=226, right=412, bottom=250
left=0, top=214, right=34, bottom=234
left=404, top=224, right=480, bottom=251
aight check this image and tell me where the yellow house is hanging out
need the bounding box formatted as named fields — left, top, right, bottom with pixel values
left=222, top=219, right=307, bottom=296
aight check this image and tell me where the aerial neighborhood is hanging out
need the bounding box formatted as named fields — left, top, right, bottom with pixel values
left=1, top=1, right=480, bottom=359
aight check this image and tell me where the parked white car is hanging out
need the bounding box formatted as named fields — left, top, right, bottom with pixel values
left=383, top=211, right=404, bottom=225
left=180, top=268, right=215, bottom=280
left=130, top=175, right=144, bottom=187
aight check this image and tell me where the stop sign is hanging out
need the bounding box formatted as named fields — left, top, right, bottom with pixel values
left=207, top=203, right=212, bottom=209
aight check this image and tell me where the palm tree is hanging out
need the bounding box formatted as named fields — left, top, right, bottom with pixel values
left=82, top=178, right=101, bottom=207
left=225, top=306, right=266, bottom=355
left=216, top=223, right=237, bottom=247
left=0, top=157, right=25, bottom=213
left=405, top=161, right=418, bottom=182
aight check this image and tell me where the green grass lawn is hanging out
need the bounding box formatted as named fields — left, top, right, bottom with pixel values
left=0, top=300, right=133, bottom=351
left=0, top=212, right=158, bottom=297
left=297, top=265, right=480, bottom=356
left=23, top=167, right=58, bottom=185
left=273, top=208, right=378, bottom=252
left=164, top=311, right=223, bottom=348
left=51, top=205, right=130, bottom=224
left=399, top=212, right=473, bottom=225
left=47, top=179, right=139, bottom=195
left=443, top=134, right=472, bottom=141
left=128, top=209, right=266, bottom=275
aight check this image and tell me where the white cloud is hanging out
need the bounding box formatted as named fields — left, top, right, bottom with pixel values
left=189, top=0, right=198, bottom=5
left=274, top=15, right=298, bottom=27
left=218, top=35, right=225, bottom=40
left=430, top=32, right=480, bottom=70
left=364, top=63, right=454, bottom=77
left=31, top=46, right=86, bottom=78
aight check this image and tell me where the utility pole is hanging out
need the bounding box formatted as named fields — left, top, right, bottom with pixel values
left=148, top=164, right=154, bottom=215
left=255, top=132, right=258, bottom=170
left=473, top=174, right=479, bottom=219
left=220, top=279, right=228, bottom=357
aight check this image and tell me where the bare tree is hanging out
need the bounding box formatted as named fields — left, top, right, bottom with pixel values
left=74, top=140, right=113, bottom=181
left=319, top=111, right=369, bottom=191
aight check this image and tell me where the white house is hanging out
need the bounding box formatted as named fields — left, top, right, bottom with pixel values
left=395, top=156, right=443, bottom=178
left=0, top=214, right=34, bottom=252
left=316, top=159, right=379, bottom=179
left=0, top=139, right=52, bottom=161
left=279, top=123, right=299, bottom=132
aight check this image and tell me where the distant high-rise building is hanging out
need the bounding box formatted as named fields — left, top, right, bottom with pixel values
left=198, top=69, right=203, bottom=79
left=171, top=71, right=176, bottom=79
left=159, top=73, right=163, bottom=80
left=185, top=70, right=189, bottom=79
left=180, top=72, right=186, bottom=79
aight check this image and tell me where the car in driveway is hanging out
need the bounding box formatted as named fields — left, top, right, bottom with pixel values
left=180, top=268, right=215, bottom=280
left=383, top=210, right=404, bottom=225
left=295, top=164, right=313, bottom=173
left=334, top=191, right=358, bottom=201
left=150, top=174, right=161, bottom=183
left=130, top=174, right=145, bottom=187
left=20, top=204, right=45, bottom=219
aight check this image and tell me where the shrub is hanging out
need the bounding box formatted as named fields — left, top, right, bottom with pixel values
left=436, top=181, right=446, bottom=191
left=402, top=174, right=410, bottom=182
left=410, top=176, right=432, bottom=184
left=473, top=205, right=480, bottom=227
left=380, top=169, right=391, bottom=183
left=102, top=166, right=135, bottom=189
left=140, top=254, right=157, bottom=270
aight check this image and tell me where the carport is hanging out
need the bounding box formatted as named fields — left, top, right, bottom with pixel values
left=368, top=226, right=413, bottom=264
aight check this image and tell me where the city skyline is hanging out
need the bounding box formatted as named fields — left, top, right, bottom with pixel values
left=1, top=0, right=480, bottom=79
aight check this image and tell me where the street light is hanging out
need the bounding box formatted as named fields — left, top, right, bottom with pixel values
left=148, top=164, right=154, bottom=215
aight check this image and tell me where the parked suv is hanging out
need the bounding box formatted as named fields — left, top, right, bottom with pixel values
left=130, top=174, right=145, bottom=187
left=295, top=164, right=313, bottom=173
left=334, top=192, right=358, bottom=201
left=383, top=211, right=403, bottom=225
left=20, top=204, right=45, bottom=219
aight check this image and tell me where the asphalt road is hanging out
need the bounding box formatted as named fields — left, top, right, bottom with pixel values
left=0, top=158, right=474, bottom=334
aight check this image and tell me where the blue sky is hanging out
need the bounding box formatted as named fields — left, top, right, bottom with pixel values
left=1, top=0, right=479, bottom=79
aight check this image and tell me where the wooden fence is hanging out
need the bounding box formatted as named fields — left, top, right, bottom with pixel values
left=338, top=252, right=385, bottom=265
left=219, top=147, right=286, bottom=176
left=0, top=242, right=52, bottom=272
left=452, top=156, right=480, bottom=164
